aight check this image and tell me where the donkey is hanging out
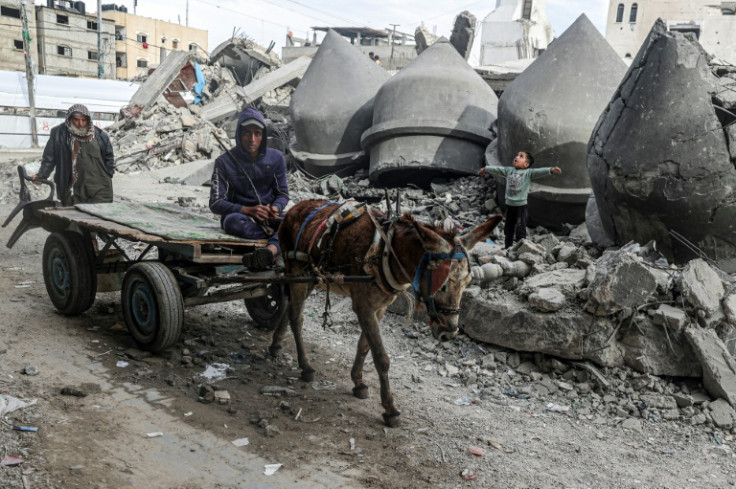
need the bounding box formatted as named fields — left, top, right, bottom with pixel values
left=269, top=199, right=502, bottom=427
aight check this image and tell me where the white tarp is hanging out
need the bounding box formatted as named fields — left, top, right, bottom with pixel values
left=0, top=70, right=139, bottom=113
left=0, top=69, right=138, bottom=148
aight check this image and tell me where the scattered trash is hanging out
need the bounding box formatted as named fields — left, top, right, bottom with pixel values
left=200, top=363, right=230, bottom=381
left=146, top=431, right=164, bottom=438
left=231, top=437, right=250, bottom=447
left=294, top=407, right=302, bottom=421
left=1, top=455, right=23, bottom=466
left=311, top=380, right=337, bottom=391
left=69, top=464, right=85, bottom=471
left=22, top=365, right=39, bottom=376
left=184, top=411, right=193, bottom=417
left=468, top=446, right=486, bottom=457
left=264, top=463, right=282, bottom=476
left=503, top=388, right=530, bottom=399
left=0, top=394, right=38, bottom=417
left=214, top=390, right=231, bottom=404
left=453, top=397, right=471, bottom=406
left=461, top=468, right=478, bottom=480
left=349, top=437, right=356, bottom=450
left=116, top=360, right=130, bottom=368
left=260, top=386, right=298, bottom=397
left=109, top=323, right=126, bottom=331
left=12, top=425, right=38, bottom=432
left=546, top=402, right=570, bottom=413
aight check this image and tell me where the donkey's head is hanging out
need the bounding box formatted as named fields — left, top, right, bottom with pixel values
left=408, top=214, right=503, bottom=341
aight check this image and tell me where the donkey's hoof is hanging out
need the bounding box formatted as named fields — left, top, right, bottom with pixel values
left=301, top=369, right=315, bottom=382
left=382, top=412, right=401, bottom=428
left=268, top=345, right=282, bottom=357
left=352, top=385, right=369, bottom=399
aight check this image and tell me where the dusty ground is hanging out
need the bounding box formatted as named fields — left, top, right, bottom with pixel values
left=1, top=154, right=736, bottom=489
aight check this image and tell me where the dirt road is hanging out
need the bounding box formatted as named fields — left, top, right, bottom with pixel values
left=1, top=160, right=735, bottom=488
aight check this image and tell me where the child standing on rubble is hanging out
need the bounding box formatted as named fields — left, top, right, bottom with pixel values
left=478, top=150, right=561, bottom=249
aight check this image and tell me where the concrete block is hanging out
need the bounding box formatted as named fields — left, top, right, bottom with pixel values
left=685, top=327, right=736, bottom=406
left=528, top=288, right=566, bottom=312
left=585, top=250, right=657, bottom=316
left=679, top=258, right=725, bottom=315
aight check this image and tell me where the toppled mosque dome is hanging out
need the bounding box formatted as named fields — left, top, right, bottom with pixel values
left=290, top=29, right=390, bottom=177
left=588, top=19, right=736, bottom=271
left=491, top=14, right=626, bottom=229
left=362, top=39, right=498, bottom=187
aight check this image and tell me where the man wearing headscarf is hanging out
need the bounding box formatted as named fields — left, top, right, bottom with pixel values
left=209, top=107, right=289, bottom=269
left=32, top=104, right=115, bottom=206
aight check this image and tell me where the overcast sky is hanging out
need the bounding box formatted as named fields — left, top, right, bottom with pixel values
left=47, top=0, right=610, bottom=66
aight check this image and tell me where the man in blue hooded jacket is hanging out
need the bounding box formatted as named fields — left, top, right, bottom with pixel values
left=209, top=107, right=289, bottom=269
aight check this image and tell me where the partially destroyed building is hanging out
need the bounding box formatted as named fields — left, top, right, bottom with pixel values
left=479, top=0, right=553, bottom=65
left=606, top=0, right=736, bottom=64
left=282, top=27, right=417, bottom=70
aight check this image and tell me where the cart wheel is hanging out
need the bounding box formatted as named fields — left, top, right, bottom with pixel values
left=122, top=262, right=184, bottom=352
left=42, top=231, right=97, bottom=315
left=245, top=283, right=288, bottom=331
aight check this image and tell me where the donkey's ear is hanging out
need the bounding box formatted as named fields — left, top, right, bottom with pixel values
left=460, top=214, right=503, bottom=250
left=412, top=220, right=449, bottom=253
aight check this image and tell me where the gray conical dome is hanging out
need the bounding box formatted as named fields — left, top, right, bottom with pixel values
left=290, top=29, right=390, bottom=177
left=494, top=14, right=626, bottom=229
left=588, top=19, right=736, bottom=270
left=362, top=39, right=497, bottom=187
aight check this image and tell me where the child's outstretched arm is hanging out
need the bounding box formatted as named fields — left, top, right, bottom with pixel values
left=551, top=167, right=562, bottom=174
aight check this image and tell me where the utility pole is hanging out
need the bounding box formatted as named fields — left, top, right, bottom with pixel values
left=19, top=0, right=38, bottom=147
left=389, top=24, right=399, bottom=71
left=97, top=0, right=103, bottom=78
left=186, top=0, right=189, bottom=26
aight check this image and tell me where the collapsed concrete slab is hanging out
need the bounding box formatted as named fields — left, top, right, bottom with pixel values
left=202, top=56, right=311, bottom=124
left=450, top=11, right=476, bottom=60
left=588, top=19, right=736, bottom=271
left=490, top=14, right=626, bottom=230
left=460, top=288, right=624, bottom=367
left=619, top=316, right=701, bottom=377
left=362, top=40, right=497, bottom=187
left=289, top=30, right=389, bottom=177
left=414, top=26, right=439, bottom=55
left=686, top=327, right=736, bottom=406
left=210, top=38, right=278, bottom=86
left=122, top=51, right=191, bottom=117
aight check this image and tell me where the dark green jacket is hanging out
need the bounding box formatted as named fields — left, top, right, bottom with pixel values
left=38, top=123, right=114, bottom=203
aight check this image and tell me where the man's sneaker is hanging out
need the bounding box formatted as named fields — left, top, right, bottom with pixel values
left=242, top=248, right=275, bottom=270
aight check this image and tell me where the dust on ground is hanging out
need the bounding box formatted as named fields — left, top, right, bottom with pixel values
left=0, top=154, right=735, bottom=489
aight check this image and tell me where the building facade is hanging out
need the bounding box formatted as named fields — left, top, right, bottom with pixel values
left=103, top=6, right=208, bottom=80
left=35, top=1, right=116, bottom=79
left=479, top=0, right=554, bottom=66
left=606, top=1, right=736, bottom=64
left=0, top=0, right=39, bottom=73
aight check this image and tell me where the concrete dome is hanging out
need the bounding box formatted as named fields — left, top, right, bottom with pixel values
left=290, top=29, right=390, bottom=177
left=362, top=40, right=497, bottom=187
left=493, top=14, right=627, bottom=229
left=588, top=20, right=736, bottom=270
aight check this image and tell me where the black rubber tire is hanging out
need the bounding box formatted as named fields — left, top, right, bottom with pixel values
left=122, top=262, right=184, bottom=352
left=245, top=283, right=288, bottom=331
left=42, top=231, right=97, bottom=315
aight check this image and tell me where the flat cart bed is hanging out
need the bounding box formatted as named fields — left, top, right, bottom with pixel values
left=37, top=202, right=267, bottom=264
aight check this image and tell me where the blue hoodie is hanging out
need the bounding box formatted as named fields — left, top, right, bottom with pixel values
left=209, top=107, right=289, bottom=221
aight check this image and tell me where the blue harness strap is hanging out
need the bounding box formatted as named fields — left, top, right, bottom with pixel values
left=294, top=201, right=333, bottom=251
